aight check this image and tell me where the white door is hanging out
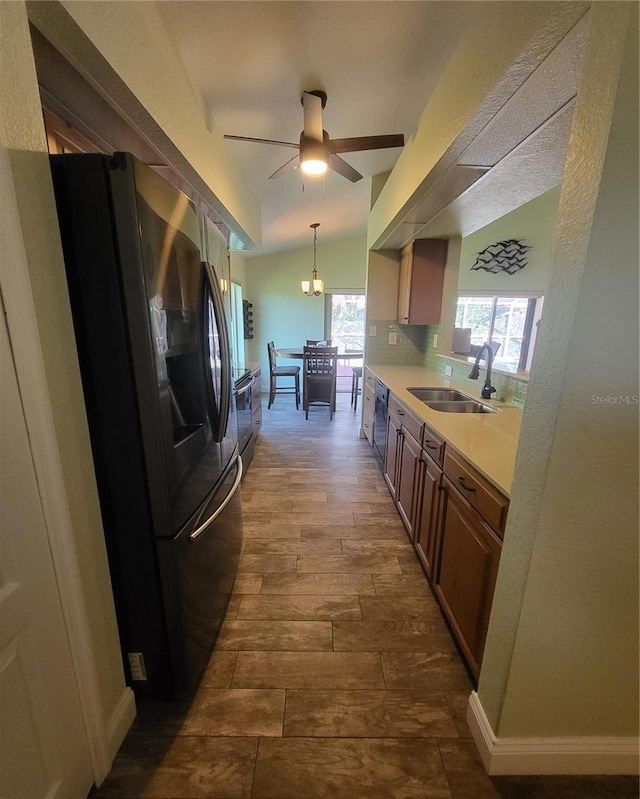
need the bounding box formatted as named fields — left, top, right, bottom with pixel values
left=0, top=290, right=93, bottom=798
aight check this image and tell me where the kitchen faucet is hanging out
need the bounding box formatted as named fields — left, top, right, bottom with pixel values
left=468, top=344, right=497, bottom=400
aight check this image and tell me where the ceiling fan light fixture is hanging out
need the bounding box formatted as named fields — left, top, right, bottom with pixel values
left=225, top=91, right=404, bottom=185
left=300, top=158, right=327, bottom=176
left=300, top=138, right=328, bottom=176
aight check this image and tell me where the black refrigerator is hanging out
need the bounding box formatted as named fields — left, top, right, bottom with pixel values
left=50, top=152, right=242, bottom=700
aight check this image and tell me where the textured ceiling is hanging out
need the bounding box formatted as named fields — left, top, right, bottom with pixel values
left=157, top=2, right=585, bottom=256
left=157, top=1, right=475, bottom=254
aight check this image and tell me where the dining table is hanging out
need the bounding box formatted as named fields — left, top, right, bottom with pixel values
left=276, top=347, right=364, bottom=360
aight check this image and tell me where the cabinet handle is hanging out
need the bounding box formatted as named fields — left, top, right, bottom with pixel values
left=424, top=441, right=437, bottom=450
left=457, top=476, right=476, bottom=492
left=396, top=410, right=404, bottom=416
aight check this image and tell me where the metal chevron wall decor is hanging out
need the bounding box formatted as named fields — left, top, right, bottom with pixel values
left=470, top=239, right=531, bottom=275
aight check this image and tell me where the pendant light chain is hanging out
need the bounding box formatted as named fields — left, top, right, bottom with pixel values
left=301, top=222, right=324, bottom=296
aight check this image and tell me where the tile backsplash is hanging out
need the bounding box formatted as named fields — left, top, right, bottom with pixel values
left=365, top=320, right=528, bottom=407
left=365, top=320, right=429, bottom=365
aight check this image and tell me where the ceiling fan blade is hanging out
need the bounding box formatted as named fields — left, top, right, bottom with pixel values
left=302, top=91, right=324, bottom=142
left=328, top=153, right=363, bottom=183
left=268, top=154, right=299, bottom=180
left=224, top=135, right=299, bottom=149
left=329, top=134, right=405, bottom=154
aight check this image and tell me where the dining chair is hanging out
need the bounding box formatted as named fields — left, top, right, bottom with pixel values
left=305, top=339, right=332, bottom=346
left=267, top=341, right=300, bottom=409
left=302, top=346, right=338, bottom=420
left=350, top=366, right=363, bottom=411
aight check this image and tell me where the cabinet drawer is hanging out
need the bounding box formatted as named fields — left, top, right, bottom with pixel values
left=388, top=395, right=423, bottom=443
left=363, top=382, right=375, bottom=409
left=421, top=421, right=445, bottom=467
left=444, top=450, right=509, bottom=536
left=364, top=367, right=376, bottom=390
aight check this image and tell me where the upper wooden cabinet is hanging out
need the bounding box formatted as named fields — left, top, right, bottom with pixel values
left=397, top=239, right=448, bottom=325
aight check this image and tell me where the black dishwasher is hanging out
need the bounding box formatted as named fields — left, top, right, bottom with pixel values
left=373, top=379, right=389, bottom=467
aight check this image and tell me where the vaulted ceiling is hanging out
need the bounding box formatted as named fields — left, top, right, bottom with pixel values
left=32, top=1, right=586, bottom=257
left=157, top=1, right=476, bottom=254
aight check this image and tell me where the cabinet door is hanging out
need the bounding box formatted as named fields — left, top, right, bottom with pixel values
left=415, top=455, right=442, bottom=578
left=397, top=245, right=412, bottom=323
left=362, top=381, right=375, bottom=444
left=397, top=239, right=447, bottom=325
left=396, top=429, right=421, bottom=539
left=434, top=478, right=502, bottom=679
left=384, top=412, right=402, bottom=499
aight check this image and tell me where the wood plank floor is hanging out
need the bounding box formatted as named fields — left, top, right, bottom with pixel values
left=93, top=394, right=638, bottom=799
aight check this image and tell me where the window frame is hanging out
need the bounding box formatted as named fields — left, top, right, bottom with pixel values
left=455, top=291, right=544, bottom=372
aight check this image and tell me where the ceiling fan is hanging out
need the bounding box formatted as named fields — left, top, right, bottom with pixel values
left=224, top=90, right=405, bottom=183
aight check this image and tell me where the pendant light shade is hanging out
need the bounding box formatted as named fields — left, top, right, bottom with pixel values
left=301, top=223, right=324, bottom=296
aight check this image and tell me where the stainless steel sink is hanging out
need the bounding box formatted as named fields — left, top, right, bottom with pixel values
left=407, top=387, right=473, bottom=402
left=406, top=387, right=496, bottom=414
left=425, top=400, right=496, bottom=414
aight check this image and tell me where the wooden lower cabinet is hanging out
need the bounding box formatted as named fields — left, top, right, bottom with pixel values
left=396, top=428, right=421, bottom=539
left=385, top=401, right=423, bottom=539
left=434, top=477, right=502, bottom=679
left=384, top=411, right=401, bottom=501
left=380, top=390, right=508, bottom=682
left=362, top=373, right=375, bottom=444
left=414, top=453, right=442, bottom=579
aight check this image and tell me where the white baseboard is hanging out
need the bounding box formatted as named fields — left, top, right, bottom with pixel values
left=467, top=691, right=639, bottom=775
left=104, top=687, right=136, bottom=768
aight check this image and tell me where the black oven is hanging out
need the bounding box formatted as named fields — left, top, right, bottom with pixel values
left=373, top=379, right=389, bottom=467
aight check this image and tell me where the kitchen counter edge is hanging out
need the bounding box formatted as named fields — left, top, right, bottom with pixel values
left=366, top=364, right=522, bottom=498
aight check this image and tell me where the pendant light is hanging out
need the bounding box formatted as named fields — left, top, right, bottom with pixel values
left=301, top=223, right=324, bottom=296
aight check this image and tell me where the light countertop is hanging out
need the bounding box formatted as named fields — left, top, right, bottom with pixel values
left=366, top=365, right=522, bottom=497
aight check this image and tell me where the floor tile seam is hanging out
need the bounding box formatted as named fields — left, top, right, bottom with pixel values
left=278, top=730, right=461, bottom=741
left=248, top=736, right=263, bottom=799
left=129, top=732, right=265, bottom=743
left=251, top=734, right=456, bottom=743
left=435, top=736, right=458, bottom=799
left=226, top=649, right=240, bottom=690
left=278, top=687, right=460, bottom=695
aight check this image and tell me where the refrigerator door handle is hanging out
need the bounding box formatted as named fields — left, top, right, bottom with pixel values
left=203, top=261, right=232, bottom=442
left=190, top=455, right=243, bottom=540
left=235, top=380, right=252, bottom=398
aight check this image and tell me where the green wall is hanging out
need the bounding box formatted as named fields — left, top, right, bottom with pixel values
left=241, top=233, right=367, bottom=378
left=459, top=188, right=560, bottom=293
left=364, top=190, right=562, bottom=406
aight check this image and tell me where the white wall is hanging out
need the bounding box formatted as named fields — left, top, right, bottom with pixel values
left=478, top=2, right=638, bottom=749
left=0, top=0, right=130, bottom=763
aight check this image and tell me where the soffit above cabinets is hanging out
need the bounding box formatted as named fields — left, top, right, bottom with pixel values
left=377, top=13, right=588, bottom=250
left=30, top=23, right=238, bottom=247
left=414, top=99, right=574, bottom=240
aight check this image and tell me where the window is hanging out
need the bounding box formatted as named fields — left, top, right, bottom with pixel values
left=324, top=292, right=365, bottom=393
left=324, top=293, right=366, bottom=354
left=454, top=294, right=543, bottom=372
